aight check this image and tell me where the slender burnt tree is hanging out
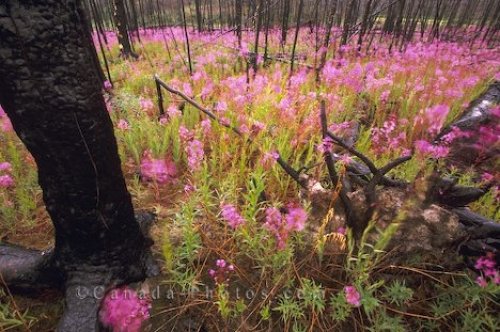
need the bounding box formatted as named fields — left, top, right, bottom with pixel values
left=113, top=0, right=138, bottom=58
left=0, top=0, right=156, bottom=330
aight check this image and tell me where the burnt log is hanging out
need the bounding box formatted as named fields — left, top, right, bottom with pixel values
left=435, top=81, right=500, bottom=169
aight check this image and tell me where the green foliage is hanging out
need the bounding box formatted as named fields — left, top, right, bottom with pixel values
left=0, top=289, right=35, bottom=331
left=382, top=280, right=414, bottom=307
left=299, top=278, right=326, bottom=313
left=274, top=294, right=305, bottom=323
left=329, top=292, right=352, bottom=322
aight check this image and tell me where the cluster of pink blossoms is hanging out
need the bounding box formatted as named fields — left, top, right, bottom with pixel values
left=0, top=161, right=14, bottom=188
left=317, top=137, right=334, bottom=154
left=475, top=253, right=500, bottom=287
left=140, top=151, right=177, bottom=184
left=220, top=204, right=245, bottom=229
left=371, top=117, right=410, bottom=156
left=186, top=139, right=204, bottom=171
left=99, top=286, right=151, bottom=332
left=208, top=259, right=235, bottom=285
left=0, top=105, right=12, bottom=132
left=178, top=126, right=205, bottom=171
left=139, top=97, right=154, bottom=112
left=261, top=150, right=279, bottom=169
left=264, top=205, right=307, bottom=249
left=414, top=140, right=450, bottom=159
left=344, top=285, right=361, bottom=307
left=117, top=119, right=129, bottom=130
left=103, top=80, right=112, bottom=90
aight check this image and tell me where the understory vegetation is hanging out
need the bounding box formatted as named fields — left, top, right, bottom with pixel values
left=1, top=25, right=499, bottom=331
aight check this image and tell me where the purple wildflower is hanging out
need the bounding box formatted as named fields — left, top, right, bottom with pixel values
left=140, top=151, right=177, bottom=184
left=186, top=139, right=204, bottom=171
left=220, top=204, right=245, bottom=229
left=344, top=285, right=361, bottom=307
left=261, top=150, right=279, bottom=169
left=208, top=258, right=235, bottom=285
left=0, top=174, right=14, bottom=188
left=284, top=206, right=307, bottom=231
left=103, top=80, right=112, bottom=90
left=474, top=253, right=499, bottom=287
left=117, top=119, right=129, bottom=130
left=0, top=162, right=11, bottom=172
left=99, top=286, right=151, bottom=332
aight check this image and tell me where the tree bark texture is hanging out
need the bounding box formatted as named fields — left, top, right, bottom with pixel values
left=0, top=1, right=151, bottom=330
left=113, top=0, right=138, bottom=58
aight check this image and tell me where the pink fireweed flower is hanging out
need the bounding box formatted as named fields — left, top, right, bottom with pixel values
left=183, top=184, right=196, bottom=193
left=167, top=105, right=182, bottom=118
left=337, top=227, right=346, bottom=235
left=0, top=162, right=11, bottom=172
left=250, top=121, right=265, bottom=136
left=103, top=80, right=112, bottom=90
left=415, top=140, right=449, bottom=159
left=159, top=115, right=169, bottom=125
left=178, top=126, right=193, bottom=141
left=481, top=172, right=494, bottom=183
left=419, top=104, right=449, bottom=135
left=117, top=119, right=129, bottom=130
left=339, top=154, right=353, bottom=165
left=0, top=174, right=14, bottom=188
left=371, top=117, right=408, bottom=156
left=201, top=82, right=214, bottom=100
left=182, top=82, right=193, bottom=96
left=208, top=259, right=235, bottom=285
left=216, top=259, right=227, bottom=268
left=200, top=119, right=212, bottom=135
left=264, top=205, right=308, bottom=249
left=475, top=254, right=496, bottom=270
left=99, top=286, right=151, bottom=332
left=476, top=276, right=488, bottom=288
left=214, top=101, right=228, bottom=112
left=440, top=126, right=471, bottom=144
left=140, top=152, right=177, bottom=184
left=239, top=124, right=250, bottom=135
left=219, top=117, right=230, bottom=126
left=220, top=204, right=245, bottom=229
left=0, top=107, right=12, bottom=132
left=344, top=285, right=361, bottom=307
left=284, top=206, right=307, bottom=232
left=139, top=98, right=154, bottom=111
left=317, top=137, right=334, bottom=154
left=185, top=139, right=204, bottom=171
left=474, top=253, right=499, bottom=287
left=261, top=151, right=279, bottom=169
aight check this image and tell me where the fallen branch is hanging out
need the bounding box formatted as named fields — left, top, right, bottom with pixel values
left=320, top=101, right=356, bottom=228
left=154, top=74, right=308, bottom=189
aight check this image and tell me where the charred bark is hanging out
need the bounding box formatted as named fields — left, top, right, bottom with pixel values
left=0, top=1, right=156, bottom=330
left=113, top=0, right=138, bottom=58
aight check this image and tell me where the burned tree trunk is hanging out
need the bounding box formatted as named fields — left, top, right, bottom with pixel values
left=113, top=0, right=138, bottom=58
left=194, top=0, right=203, bottom=32
left=0, top=0, right=155, bottom=330
left=235, top=0, right=243, bottom=47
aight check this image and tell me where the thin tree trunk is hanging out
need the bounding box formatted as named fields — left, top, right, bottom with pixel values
left=281, top=0, right=291, bottom=49
left=180, top=0, right=193, bottom=75
left=341, top=0, right=357, bottom=46
left=235, top=0, right=243, bottom=47
left=113, top=0, right=138, bottom=58
left=194, top=0, right=203, bottom=32
left=290, top=0, right=304, bottom=75
left=253, top=0, right=263, bottom=74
